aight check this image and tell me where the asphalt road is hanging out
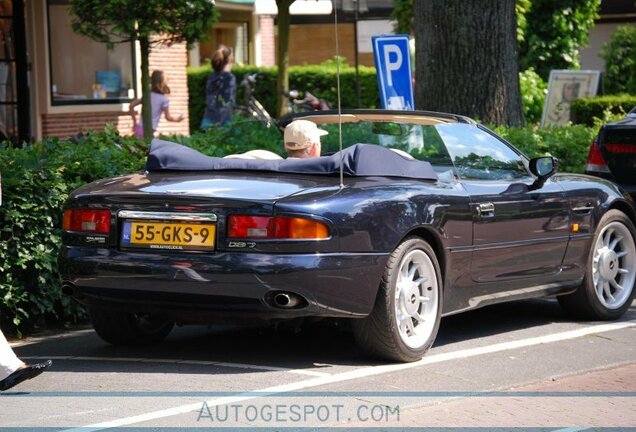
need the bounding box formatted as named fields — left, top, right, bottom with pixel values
left=1, top=298, right=635, bottom=430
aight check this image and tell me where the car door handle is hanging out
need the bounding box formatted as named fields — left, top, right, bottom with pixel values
left=477, top=202, right=495, bottom=217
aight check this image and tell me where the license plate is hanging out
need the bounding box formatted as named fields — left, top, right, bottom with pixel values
left=121, top=221, right=215, bottom=250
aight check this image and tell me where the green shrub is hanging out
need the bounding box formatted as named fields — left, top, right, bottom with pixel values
left=600, top=25, right=636, bottom=95
left=519, top=68, right=547, bottom=124
left=188, top=63, right=379, bottom=133
left=493, top=124, right=597, bottom=173
left=0, top=126, right=146, bottom=332
left=570, top=94, right=636, bottom=126
left=0, top=146, right=71, bottom=333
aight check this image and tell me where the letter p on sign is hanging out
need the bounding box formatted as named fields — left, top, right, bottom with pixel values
left=372, top=35, right=414, bottom=110
left=383, top=44, right=402, bottom=87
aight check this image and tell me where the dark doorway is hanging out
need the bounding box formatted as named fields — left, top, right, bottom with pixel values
left=0, top=0, right=30, bottom=143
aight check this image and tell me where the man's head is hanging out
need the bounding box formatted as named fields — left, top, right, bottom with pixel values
left=284, top=120, right=328, bottom=158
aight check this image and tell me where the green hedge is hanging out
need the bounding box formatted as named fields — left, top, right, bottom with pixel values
left=0, top=127, right=147, bottom=333
left=493, top=124, right=597, bottom=174
left=0, top=121, right=598, bottom=333
left=570, top=94, right=636, bottom=126
left=188, top=64, right=380, bottom=133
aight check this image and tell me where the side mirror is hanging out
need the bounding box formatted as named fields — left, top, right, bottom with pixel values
left=529, top=156, right=558, bottom=190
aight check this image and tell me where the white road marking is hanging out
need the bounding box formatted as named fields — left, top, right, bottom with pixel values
left=8, top=329, right=95, bottom=347
left=59, top=319, right=636, bottom=432
left=20, top=355, right=331, bottom=377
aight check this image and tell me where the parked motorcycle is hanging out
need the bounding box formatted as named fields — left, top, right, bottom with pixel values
left=283, top=89, right=332, bottom=113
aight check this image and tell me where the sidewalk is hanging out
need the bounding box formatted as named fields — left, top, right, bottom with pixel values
left=369, top=362, right=636, bottom=428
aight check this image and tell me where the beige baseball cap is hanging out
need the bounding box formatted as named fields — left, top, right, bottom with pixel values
left=284, top=120, right=328, bottom=151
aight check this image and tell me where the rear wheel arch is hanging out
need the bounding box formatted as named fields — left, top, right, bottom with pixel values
left=360, top=227, right=445, bottom=320
left=608, top=200, right=636, bottom=227
left=400, top=227, right=446, bottom=282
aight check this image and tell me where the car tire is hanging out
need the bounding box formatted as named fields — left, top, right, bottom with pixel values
left=558, top=209, right=636, bottom=320
left=353, top=237, right=442, bottom=362
left=89, top=307, right=174, bottom=346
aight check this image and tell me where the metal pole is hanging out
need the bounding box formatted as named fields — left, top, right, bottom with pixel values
left=353, top=1, right=361, bottom=108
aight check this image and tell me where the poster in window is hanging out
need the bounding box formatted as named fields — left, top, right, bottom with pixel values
left=541, top=70, right=600, bottom=126
left=95, top=71, right=122, bottom=97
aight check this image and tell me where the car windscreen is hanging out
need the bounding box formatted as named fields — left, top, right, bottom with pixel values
left=317, top=121, right=454, bottom=171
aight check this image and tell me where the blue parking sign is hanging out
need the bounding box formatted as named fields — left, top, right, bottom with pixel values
left=372, top=35, right=414, bottom=110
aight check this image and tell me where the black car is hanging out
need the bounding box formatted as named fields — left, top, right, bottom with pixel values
left=585, top=106, right=636, bottom=199
left=59, top=110, right=636, bottom=362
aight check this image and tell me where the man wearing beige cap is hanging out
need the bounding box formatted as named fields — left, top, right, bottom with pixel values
left=284, top=120, right=328, bottom=158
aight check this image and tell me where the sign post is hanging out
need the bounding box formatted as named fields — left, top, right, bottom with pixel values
left=372, top=35, right=414, bottom=110
left=541, top=70, right=600, bottom=126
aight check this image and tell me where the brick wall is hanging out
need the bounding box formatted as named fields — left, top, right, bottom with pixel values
left=259, top=15, right=276, bottom=67
left=286, top=23, right=375, bottom=67
left=41, top=112, right=134, bottom=138
left=147, top=41, right=190, bottom=137
left=41, top=40, right=190, bottom=138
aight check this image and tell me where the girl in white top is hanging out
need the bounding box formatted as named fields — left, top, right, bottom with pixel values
left=130, top=70, right=185, bottom=138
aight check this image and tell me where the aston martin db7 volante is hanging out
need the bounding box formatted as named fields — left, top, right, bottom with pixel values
left=59, top=110, right=636, bottom=362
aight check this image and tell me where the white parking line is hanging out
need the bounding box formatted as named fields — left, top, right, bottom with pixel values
left=59, top=319, right=636, bottom=432
left=8, top=328, right=95, bottom=347
left=20, top=355, right=332, bottom=378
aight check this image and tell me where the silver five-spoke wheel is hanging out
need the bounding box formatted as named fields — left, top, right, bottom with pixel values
left=395, top=249, right=439, bottom=349
left=592, top=221, right=636, bottom=309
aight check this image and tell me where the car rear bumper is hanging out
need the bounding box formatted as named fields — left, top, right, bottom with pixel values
left=59, top=246, right=388, bottom=322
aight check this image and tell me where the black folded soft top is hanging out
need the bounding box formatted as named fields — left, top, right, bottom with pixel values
left=146, top=139, right=438, bottom=180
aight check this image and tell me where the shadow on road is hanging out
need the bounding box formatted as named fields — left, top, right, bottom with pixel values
left=13, top=298, right=636, bottom=374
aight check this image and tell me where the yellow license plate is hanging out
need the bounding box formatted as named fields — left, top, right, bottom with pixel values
left=122, top=221, right=215, bottom=250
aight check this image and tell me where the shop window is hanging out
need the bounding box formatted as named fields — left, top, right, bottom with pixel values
left=47, top=0, right=135, bottom=105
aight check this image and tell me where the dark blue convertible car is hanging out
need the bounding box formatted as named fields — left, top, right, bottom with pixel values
left=59, top=110, right=636, bottom=362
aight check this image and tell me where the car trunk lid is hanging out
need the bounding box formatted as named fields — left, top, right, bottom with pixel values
left=71, top=171, right=342, bottom=204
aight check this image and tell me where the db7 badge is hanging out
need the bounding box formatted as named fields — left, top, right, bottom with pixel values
left=227, top=241, right=257, bottom=249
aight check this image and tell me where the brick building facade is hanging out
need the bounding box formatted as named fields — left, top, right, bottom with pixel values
left=4, top=0, right=629, bottom=143
left=5, top=1, right=205, bottom=143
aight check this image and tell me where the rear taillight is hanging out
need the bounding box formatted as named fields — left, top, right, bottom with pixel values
left=585, top=139, right=610, bottom=173
left=606, top=143, right=636, bottom=154
left=63, top=209, right=111, bottom=234
left=227, top=215, right=329, bottom=239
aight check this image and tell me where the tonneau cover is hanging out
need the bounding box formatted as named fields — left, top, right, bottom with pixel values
left=146, top=139, right=438, bottom=180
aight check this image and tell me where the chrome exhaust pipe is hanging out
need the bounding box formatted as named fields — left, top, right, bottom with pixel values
left=61, top=283, right=75, bottom=296
left=272, top=292, right=303, bottom=308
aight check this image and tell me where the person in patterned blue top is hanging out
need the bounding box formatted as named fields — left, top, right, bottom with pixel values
left=200, top=45, right=236, bottom=129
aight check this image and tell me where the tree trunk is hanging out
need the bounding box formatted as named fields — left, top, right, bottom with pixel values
left=414, top=0, right=524, bottom=126
left=276, top=0, right=293, bottom=117
left=139, top=36, right=153, bottom=140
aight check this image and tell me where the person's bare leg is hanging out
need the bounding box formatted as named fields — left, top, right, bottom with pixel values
left=0, top=329, right=51, bottom=391
left=0, top=329, right=24, bottom=381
